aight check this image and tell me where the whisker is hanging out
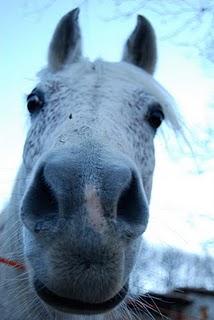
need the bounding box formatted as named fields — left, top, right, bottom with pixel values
left=146, top=292, right=169, bottom=320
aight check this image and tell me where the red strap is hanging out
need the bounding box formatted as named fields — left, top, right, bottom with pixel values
left=0, top=257, right=26, bottom=270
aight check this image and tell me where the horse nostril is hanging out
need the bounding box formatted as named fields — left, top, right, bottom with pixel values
left=84, top=260, right=91, bottom=269
left=117, top=174, right=148, bottom=226
left=21, top=167, right=58, bottom=232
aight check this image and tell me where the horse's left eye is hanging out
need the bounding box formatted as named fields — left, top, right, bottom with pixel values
left=147, top=104, right=164, bottom=129
left=26, top=89, right=44, bottom=113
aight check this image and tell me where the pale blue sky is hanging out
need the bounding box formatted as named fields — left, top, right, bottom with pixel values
left=0, top=0, right=213, bottom=254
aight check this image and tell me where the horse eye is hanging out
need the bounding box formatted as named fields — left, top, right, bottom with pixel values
left=27, top=89, right=44, bottom=113
left=147, top=105, right=164, bottom=129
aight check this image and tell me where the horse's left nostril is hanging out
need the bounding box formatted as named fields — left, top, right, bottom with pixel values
left=117, top=173, right=149, bottom=227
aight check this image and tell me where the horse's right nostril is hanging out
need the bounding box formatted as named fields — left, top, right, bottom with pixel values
left=117, top=173, right=149, bottom=227
left=21, top=167, right=58, bottom=232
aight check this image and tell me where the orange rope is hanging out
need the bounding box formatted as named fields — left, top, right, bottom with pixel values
left=0, top=257, right=26, bottom=270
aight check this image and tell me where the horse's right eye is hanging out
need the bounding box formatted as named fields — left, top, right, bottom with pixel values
left=146, top=103, right=164, bottom=130
left=27, top=89, right=44, bottom=113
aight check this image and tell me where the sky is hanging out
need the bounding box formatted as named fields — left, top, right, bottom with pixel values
left=0, top=0, right=213, bottom=255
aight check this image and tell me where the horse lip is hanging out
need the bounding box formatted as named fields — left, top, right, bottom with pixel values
left=34, top=279, right=128, bottom=315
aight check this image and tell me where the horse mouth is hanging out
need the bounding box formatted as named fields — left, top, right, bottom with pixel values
left=34, top=279, right=128, bottom=315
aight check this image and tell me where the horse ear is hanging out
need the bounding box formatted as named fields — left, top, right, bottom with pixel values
left=122, top=15, right=157, bottom=74
left=48, top=8, right=82, bottom=71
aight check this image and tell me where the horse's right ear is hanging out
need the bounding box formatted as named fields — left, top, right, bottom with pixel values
left=48, top=8, right=82, bottom=72
left=122, top=15, right=157, bottom=75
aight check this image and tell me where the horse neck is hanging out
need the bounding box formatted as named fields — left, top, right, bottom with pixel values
left=0, top=166, right=25, bottom=262
left=0, top=167, right=27, bottom=318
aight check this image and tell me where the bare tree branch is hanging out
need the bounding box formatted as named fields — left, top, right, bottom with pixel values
left=110, top=0, right=214, bottom=64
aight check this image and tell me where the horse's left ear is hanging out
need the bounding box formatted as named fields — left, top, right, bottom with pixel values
left=48, top=8, right=82, bottom=71
left=122, top=15, right=157, bottom=75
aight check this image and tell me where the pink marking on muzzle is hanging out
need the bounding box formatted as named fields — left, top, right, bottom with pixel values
left=84, top=185, right=106, bottom=232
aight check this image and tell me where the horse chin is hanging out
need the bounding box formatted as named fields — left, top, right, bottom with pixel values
left=34, top=278, right=128, bottom=315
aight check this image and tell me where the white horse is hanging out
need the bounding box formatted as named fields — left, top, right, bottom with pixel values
left=0, top=8, right=182, bottom=320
